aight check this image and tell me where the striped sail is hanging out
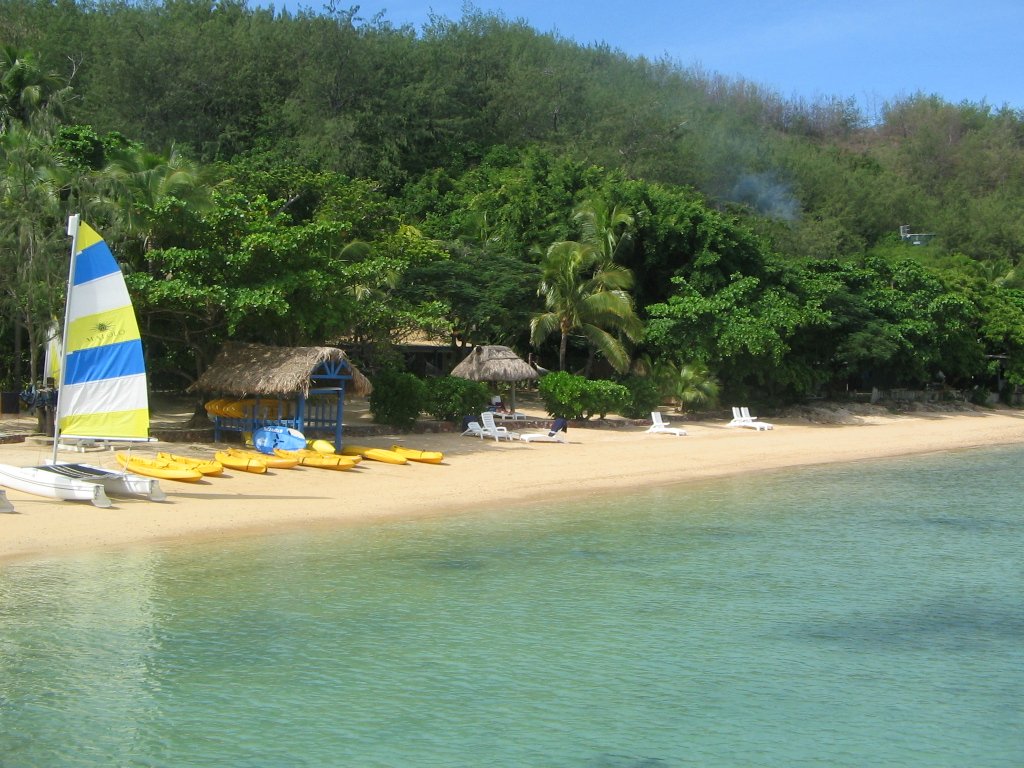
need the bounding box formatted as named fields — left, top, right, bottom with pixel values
left=56, top=219, right=150, bottom=441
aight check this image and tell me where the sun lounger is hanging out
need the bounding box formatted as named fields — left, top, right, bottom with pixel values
left=520, top=432, right=567, bottom=443
left=727, top=406, right=773, bottom=430
left=479, top=411, right=519, bottom=441
left=646, top=411, right=686, bottom=436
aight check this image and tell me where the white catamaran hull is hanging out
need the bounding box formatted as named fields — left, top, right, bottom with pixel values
left=39, top=460, right=167, bottom=502
left=0, top=463, right=112, bottom=508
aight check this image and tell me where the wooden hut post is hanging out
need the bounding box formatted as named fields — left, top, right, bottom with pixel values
left=333, top=383, right=345, bottom=451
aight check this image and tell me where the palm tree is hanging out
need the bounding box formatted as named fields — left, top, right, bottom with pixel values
left=573, top=198, right=634, bottom=266
left=655, top=360, right=720, bottom=412
left=0, top=45, right=68, bottom=130
left=102, top=144, right=213, bottom=257
left=530, top=240, right=643, bottom=374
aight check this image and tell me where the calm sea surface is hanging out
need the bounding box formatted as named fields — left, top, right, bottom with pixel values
left=2, top=445, right=1022, bottom=767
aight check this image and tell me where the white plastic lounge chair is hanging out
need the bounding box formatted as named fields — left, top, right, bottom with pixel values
left=479, top=411, right=519, bottom=441
left=520, top=431, right=567, bottom=443
left=727, top=406, right=773, bottom=430
left=646, top=411, right=686, bottom=436
left=740, top=407, right=773, bottom=429
left=726, top=407, right=749, bottom=427
left=461, top=421, right=485, bottom=438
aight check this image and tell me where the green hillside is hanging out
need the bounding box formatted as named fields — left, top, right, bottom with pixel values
left=2, top=1, right=1023, bottom=407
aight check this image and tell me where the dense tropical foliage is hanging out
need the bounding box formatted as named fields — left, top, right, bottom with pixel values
left=2, top=1, right=1024, bottom=409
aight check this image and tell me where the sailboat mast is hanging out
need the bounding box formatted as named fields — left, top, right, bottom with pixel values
left=51, top=214, right=81, bottom=463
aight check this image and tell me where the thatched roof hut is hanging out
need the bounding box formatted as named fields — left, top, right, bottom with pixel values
left=189, top=343, right=372, bottom=398
left=450, top=345, right=537, bottom=412
left=449, top=345, right=538, bottom=383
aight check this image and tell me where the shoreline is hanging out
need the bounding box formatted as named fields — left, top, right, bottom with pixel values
left=2, top=408, right=1023, bottom=566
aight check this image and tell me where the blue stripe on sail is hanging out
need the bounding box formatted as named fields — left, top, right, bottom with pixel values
left=73, top=238, right=120, bottom=285
left=63, top=339, right=146, bottom=386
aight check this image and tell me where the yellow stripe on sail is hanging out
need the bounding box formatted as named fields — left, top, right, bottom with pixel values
left=66, top=305, right=140, bottom=352
left=76, top=221, right=104, bottom=252
left=59, top=408, right=150, bottom=440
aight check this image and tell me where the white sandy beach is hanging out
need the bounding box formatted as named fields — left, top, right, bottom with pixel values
left=2, top=406, right=1023, bottom=564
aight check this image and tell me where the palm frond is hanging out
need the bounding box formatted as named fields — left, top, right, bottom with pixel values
left=579, top=324, right=631, bottom=373
left=530, top=311, right=561, bottom=347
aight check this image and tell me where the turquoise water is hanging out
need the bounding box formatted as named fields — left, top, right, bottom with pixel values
left=2, top=446, right=1022, bottom=767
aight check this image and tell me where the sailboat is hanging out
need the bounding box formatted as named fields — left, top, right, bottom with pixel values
left=0, top=215, right=165, bottom=505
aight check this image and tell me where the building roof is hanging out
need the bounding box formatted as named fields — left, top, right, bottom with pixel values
left=188, top=343, right=372, bottom=398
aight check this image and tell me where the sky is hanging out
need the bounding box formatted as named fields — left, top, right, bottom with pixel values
left=275, top=0, right=1023, bottom=115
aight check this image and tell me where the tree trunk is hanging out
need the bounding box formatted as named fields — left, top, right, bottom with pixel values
left=12, top=320, right=23, bottom=388
left=186, top=401, right=211, bottom=428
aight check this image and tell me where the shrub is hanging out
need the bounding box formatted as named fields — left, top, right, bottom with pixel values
left=538, top=371, right=588, bottom=418
left=619, top=375, right=662, bottom=418
left=424, top=376, right=490, bottom=421
left=581, top=378, right=630, bottom=418
left=368, top=369, right=427, bottom=428
left=537, top=371, right=629, bottom=420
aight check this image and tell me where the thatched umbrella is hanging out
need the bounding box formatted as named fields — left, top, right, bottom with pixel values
left=450, top=345, right=538, bottom=412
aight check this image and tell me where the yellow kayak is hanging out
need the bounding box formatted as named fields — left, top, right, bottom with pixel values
left=390, top=445, right=445, bottom=464
left=301, top=446, right=362, bottom=464
left=204, top=398, right=229, bottom=416
left=341, top=445, right=408, bottom=465
left=157, top=451, right=224, bottom=476
left=214, top=450, right=268, bottom=474
left=274, top=449, right=358, bottom=470
left=227, top=448, right=300, bottom=470
left=117, top=453, right=204, bottom=483
left=307, top=439, right=338, bottom=454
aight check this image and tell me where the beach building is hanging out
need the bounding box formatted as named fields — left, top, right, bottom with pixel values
left=189, top=343, right=372, bottom=450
